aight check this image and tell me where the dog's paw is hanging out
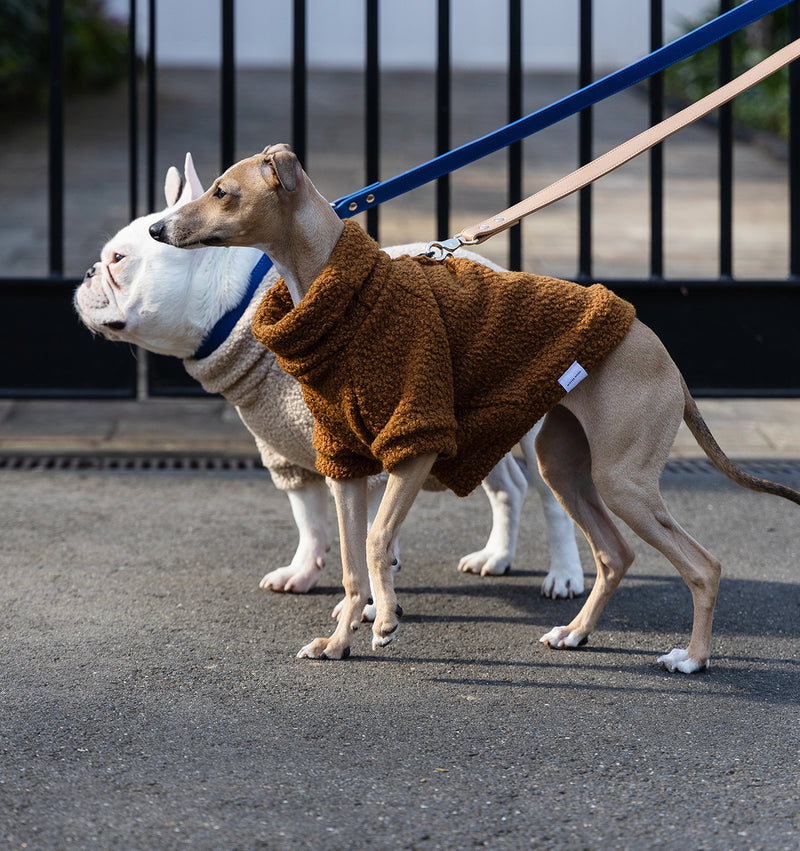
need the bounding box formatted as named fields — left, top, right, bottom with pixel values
left=260, top=558, right=323, bottom=594
left=457, top=548, right=511, bottom=576
left=371, top=605, right=403, bottom=649
left=297, top=637, right=351, bottom=660
left=540, top=568, right=584, bottom=600
left=657, top=648, right=709, bottom=674
left=539, top=626, right=588, bottom=649
left=331, top=596, right=376, bottom=622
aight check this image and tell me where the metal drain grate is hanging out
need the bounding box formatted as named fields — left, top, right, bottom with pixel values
left=0, top=454, right=266, bottom=474
left=1, top=453, right=799, bottom=479
left=664, top=457, right=800, bottom=479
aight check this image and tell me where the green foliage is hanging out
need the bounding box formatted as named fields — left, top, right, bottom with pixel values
left=0, top=0, right=127, bottom=115
left=665, top=5, right=791, bottom=139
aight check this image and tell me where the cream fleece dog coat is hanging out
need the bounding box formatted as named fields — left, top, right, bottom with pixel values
left=184, top=271, right=320, bottom=492
left=253, top=221, right=636, bottom=497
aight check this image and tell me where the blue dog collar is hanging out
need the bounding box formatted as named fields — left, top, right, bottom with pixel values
left=192, top=253, right=273, bottom=360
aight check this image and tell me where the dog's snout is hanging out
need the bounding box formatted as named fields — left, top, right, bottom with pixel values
left=149, top=220, right=166, bottom=241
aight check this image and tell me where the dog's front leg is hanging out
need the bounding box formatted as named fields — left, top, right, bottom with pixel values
left=367, top=454, right=436, bottom=649
left=297, top=477, right=370, bottom=660
left=261, top=479, right=330, bottom=593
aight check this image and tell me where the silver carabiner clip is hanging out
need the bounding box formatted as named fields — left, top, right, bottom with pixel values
left=423, top=235, right=477, bottom=261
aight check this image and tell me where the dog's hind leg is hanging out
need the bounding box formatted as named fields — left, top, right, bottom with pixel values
left=519, top=426, right=583, bottom=599
left=535, top=406, right=636, bottom=650
left=547, top=321, right=722, bottom=672
left=598, top=475, right=721, bottom=673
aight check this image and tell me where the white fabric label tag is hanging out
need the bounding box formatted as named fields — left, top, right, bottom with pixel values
left=558, top=360, right=588, bottom=392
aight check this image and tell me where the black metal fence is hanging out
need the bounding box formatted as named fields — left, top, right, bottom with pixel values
left=1, top=0, right=799, bottom=397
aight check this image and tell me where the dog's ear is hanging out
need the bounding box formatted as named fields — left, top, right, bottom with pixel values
left=175, top=152, right=205, bottom=206
left=261, top=150, right=299, bottom=193
left=164, top=166, right=183, bottom=206
left=262, top=143, right=292, bottom=156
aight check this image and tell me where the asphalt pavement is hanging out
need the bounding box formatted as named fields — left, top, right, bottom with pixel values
left=1, top=407, right=799, bottom=850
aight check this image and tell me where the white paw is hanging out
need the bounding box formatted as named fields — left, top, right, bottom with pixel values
left=371, top=631, right=396, bottom=650
left=540, top=566, right=584, bottom=599
left=457, top=548, right=512, bottom=576
left=331, top=597, right=376, bottom=622
left=260, top=558, right=324, bottom=593
left=539, top=626, right=587, bottom=649
left=658, top=648, right=709, bottom=674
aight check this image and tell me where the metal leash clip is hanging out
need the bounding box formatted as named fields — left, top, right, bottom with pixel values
left=423, top=235, right=478, bottom=260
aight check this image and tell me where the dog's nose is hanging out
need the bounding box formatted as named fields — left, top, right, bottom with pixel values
left=85, top=265, right=96, bottom=278
left=149, top=220, right=165, bottom=241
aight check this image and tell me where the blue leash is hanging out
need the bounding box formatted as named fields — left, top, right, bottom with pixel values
left=192, top=0, right=790, bottom=360
left=331, top=0, right=793, bottom=218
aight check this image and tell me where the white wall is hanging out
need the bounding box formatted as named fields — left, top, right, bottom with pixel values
left=104, top=0, right=711, bottom=71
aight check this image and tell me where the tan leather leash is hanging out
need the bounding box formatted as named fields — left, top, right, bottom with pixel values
left=426, top=38, right=800, bottom=259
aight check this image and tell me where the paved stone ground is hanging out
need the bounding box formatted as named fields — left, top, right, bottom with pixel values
left=1, top=395, right=799, bottom=461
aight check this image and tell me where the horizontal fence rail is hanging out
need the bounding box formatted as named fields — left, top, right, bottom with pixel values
left=0, top=0, right=798, bottom=397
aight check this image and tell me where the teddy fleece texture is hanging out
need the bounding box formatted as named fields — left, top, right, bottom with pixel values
left=252, top=220, right=636, bottom=497
left=183, top=269, right=321, bottom=492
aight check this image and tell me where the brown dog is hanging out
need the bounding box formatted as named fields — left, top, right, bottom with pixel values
left=150, top=144, right=800, bottom=672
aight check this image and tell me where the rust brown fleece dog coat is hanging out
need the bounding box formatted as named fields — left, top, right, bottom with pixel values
left=253, top=221, right=635, bottom=497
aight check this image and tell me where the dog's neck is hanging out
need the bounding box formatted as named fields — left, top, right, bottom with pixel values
left=265, top=178, right=344, bottom=306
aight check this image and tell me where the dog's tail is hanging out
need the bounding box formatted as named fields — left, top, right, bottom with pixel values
left=682, top=378, right=800, bottom=506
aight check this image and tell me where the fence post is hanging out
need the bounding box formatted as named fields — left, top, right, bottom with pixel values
left=436, top=0, right=451, bottom=241
left=578, top=0, right=593, bottom=281
left=48, top=0, right=64, bottom=276
left=508, top=0, right=523, bottom=271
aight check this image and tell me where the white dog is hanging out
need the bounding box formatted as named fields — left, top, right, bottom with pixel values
left=75, top=153, right=583, bottom=609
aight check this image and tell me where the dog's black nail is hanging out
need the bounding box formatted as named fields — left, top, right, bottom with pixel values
left=341, top=647, right=351, bottom=659
left=384, top=623, right=399, bottom=636
left=367, top=597, right=374, bottom=605
left=395, top=604, right=404, bottom=618
left=501, top=563, right=511, bottom=576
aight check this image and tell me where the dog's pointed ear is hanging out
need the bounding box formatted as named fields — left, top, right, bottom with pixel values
left=261, top=149, right=300, bottom=193
left=175, top=152, right=204, bottom=206
left=164, top=166, right=183, bottom=206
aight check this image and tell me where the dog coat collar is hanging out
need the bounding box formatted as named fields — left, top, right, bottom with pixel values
left=192, top=253, right=273, bottom=360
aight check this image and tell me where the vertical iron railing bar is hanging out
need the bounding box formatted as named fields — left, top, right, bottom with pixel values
left=48, top=0, right=64, bottom=276
left=789, top=0, right=800, bottom=277
left=578, top=0, right=593, bottom=281
left=292, top=0, right=307, bottom=165
left=508, top=0, right=523, bottom=271
left=365, top=2, right=380, bottom=238
left=719, top=0, right=734, bottom=279
left=649, top=0, right=664, bottom=279
left=128, top=0, right=139, bottom=220
left=221, top=0, right=235, bottom=172
left=146, top=0, right=157, bottom=212
left=436, top=0, right=451, bottom=241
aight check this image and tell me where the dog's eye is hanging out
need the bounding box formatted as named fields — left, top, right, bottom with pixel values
left=112, top=253, right=125, bottom=264
left=213, top=186, right=227, bottom=199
